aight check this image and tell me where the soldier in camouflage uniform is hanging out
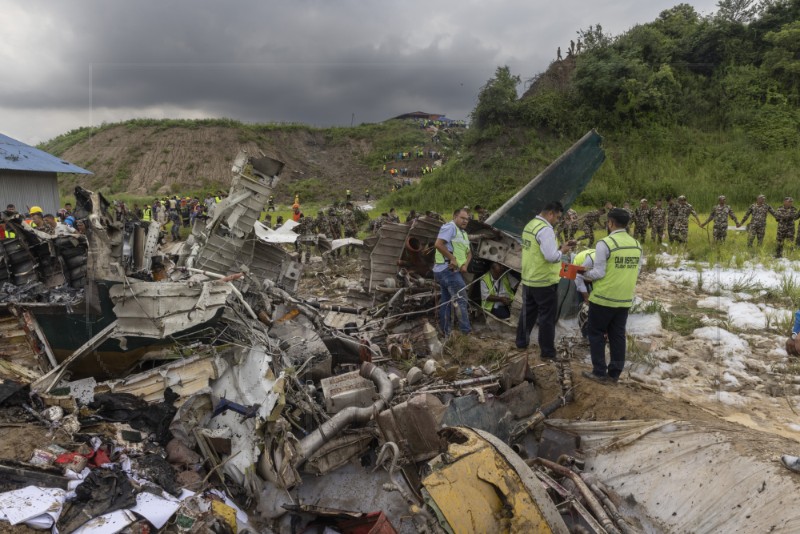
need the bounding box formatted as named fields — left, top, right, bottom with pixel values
left=666, top=196, right=680, bottom=243
left=313, top=209, right=330, bottom=238
left=295, top=215, right=316, bottom=263
left=327, top=207, right=342, bottom=239
left=650, top=199, right=666, bottom=243
left=372, top=213, right=389, bottom=234
left=672, top=195, right=701, bottom=244
left=700, top=195, right=739, bottom=243
left=775, top=197, right=800, bottom=257
left=578, top=206, right=606, bottom=246
left=632, top=199, right=651, bottom=242
left=739, top=195, right=777, bottom=247
left=555, top=209, right=579, bottom=242
left=342, top=203, right=358, bottom=238
left=339, top=203, right=359, bottom=256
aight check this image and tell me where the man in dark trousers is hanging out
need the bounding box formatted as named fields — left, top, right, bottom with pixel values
left=516, top=201, right=576, bottom=359
left=580, top=208, right=642, bottom=383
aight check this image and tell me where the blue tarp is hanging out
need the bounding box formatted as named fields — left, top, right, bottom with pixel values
left=0, top=133, right=92, bottom=174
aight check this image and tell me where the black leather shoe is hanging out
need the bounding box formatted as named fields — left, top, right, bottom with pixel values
left=582, top=370, right=613, bottom=384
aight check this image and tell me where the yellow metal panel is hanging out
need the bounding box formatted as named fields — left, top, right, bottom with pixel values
left=423, top=429, right=555, bottom=534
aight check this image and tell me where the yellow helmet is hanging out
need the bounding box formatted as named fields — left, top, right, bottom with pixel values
left=30, top=206, right=43, bottom=215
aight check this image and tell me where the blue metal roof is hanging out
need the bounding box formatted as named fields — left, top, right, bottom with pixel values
left=0, top=133, right=92, bottom=174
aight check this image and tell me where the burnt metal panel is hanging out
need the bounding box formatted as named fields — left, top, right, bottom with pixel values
left=193, top=170, right=279, bottom=276
left=360, top=217, right=443, bottom=292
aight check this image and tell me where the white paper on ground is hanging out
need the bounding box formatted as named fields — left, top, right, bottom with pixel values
left=130, top=491, right=182, bottom=529
left=72, top=509, right=136, bottom=534
left=0, top=486, right=66, bottom=525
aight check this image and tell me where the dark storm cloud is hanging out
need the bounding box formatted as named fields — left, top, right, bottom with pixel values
left=1, top=0, right=721, bottom=143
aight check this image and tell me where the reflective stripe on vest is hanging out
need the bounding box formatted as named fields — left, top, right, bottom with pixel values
left=434, top=222, right=470, bottom=267
left=480, top=271, right=514, bottom=311
left=521, top=218, right=560, bottom=287
left=589, top=232, right=642, bottom=308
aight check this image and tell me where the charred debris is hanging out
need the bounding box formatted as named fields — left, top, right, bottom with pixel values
left=0, top=133, right=636, bottom=533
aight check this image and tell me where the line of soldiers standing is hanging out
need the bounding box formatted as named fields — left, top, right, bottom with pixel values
left=557, top=194, right=799, bottom=257
left=295, top=203, right=360, bottom=262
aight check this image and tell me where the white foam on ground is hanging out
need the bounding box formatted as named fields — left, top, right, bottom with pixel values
left=692, top=326, right=750, bottom=371
left=727, top=301, right=767, bottom=329
left=721, top=371, right=740, bottom=388
left=657, top=263, right=800, bottom=294
left=697, top=295, right=734, bottom=311
left=627, top=313, right=662, bottom=336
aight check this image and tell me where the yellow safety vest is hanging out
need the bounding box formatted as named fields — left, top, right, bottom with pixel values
left=142, top=208, right=152, bottom=221
left=480, top=271, right=514, bottom=311
left=521, top=218, right=560, bottom=287
left=434, top=222, right=469, bottom=267
left=573, top=249, right=595, bottom=266
left=589, top=232, right=642, bottom=308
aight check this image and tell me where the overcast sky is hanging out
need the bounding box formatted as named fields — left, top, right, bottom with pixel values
left=1, top=0, right=720, bottom=145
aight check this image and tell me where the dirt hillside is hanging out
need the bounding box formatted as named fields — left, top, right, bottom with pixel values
left=56, top=125, right=382, bottom=201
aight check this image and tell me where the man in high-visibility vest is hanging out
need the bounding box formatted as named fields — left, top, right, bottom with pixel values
left=515, top=201, right=577, bottom=359
left=142, top=205, right=152, bottom=222
left=2, top=204, right=19, bottom=239
left=480, top=262, right=518, bottom=319
left=580, top=208, right=642, bottom=383
left=433, top=207, right=472, bottom=336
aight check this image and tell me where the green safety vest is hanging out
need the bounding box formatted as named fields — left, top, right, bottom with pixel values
left=142, top=208, right=152, bottom=221
left=480, top=271, right=515, bottom=311
left=589, top=232, right=642, bottom=308
left=521, top=218, right=560, bottom=287
left=434, top=222, right=470, bottom=267
left=573, top=249, right=595, bottom=266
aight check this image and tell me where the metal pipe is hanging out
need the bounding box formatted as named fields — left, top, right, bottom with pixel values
left=587, top=478, right=639, bottom=534
left=528, top=457, right=621, bottom=534
left=295, top=361, right=393, bottom=466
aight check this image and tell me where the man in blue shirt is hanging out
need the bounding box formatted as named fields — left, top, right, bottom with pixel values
left=433, top=208, right=472, bottom=336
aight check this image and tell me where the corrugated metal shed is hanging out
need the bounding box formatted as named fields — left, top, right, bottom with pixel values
left=0, top=133, right=92, bottom=174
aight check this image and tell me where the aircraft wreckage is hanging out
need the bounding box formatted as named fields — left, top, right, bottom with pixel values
left=1, top=129, right=798, bottom=533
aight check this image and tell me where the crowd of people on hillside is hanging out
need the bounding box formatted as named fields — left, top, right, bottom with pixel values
left=381, top=148, right=445, bottom=189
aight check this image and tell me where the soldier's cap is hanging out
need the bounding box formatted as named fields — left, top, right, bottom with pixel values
left=640, top=198, right=647, bottom=203
left=758, top=194, right=765, bottom=199
left=785, top=197, right=794, bottom=202
left=678, top=195, right=686, bottom=200
left=718, top=195, right=726, bottom=200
